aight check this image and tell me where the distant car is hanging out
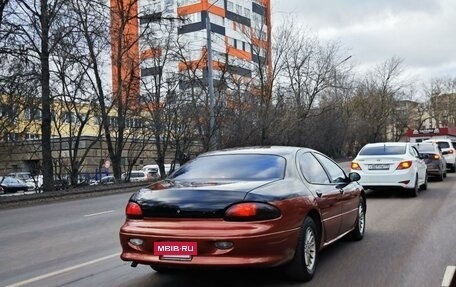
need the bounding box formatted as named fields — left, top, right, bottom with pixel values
left=0, top=176, right=30, bottom=193
left=141, top=165, right=161, bottom=179
left=8, top=172, right=36, bottom=190
left=351, top=142, right=427, bottom=197
left=142, top=163, right=181, bottom=178
left=119, top=146, right=366, bottom=282
left=413, top=142, right=447, bottom=181
left=121, top=170, right=155, bottom=183
left=423, top=139, right=456, bottom=172
left=99, top=175, right=115, bottom=185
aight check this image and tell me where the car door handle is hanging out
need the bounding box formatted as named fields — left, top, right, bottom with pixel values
left=315, top=190, right=322, bottom=197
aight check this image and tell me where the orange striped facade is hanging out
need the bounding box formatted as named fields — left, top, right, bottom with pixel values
left=111, top=0, right=272, bottom=100
left=110, top=0, right=141, bottom=104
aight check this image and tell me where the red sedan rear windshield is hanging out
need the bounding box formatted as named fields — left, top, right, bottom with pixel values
left=359, top=145, right=406, bottom=155
left=169, top=154, right=286, bottom=180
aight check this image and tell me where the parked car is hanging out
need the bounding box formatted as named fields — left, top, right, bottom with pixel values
left=121, top=170, right=155, bottom=183
left=413, top=142, right=447, bottom=181
left=0, top=176, right=30, bottom=193
left=142, top=163, right=181, bottom=178
left=99, top=175, right=116, bottom=185
left=423, top=138, right=456, bottom=172
left=8, top=172, right=36, bottom=191
left=351, top=142, right=427, bottom=196
left=119, top=146, right=366, bottom=282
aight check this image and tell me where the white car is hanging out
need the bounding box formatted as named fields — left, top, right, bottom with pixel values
left=350, top=142, right=427, bottom=197
left=121, top=170, right=155, bottom=183
left=422, top=139, right=456, bottom=173
left=142, top=163, right=180, bottom=178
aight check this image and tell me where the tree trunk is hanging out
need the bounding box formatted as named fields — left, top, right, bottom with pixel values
left=40, top=0, right=54, bottom=191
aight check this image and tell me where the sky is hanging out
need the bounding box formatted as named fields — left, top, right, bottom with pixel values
left=272, top=0, right=456, bottom=85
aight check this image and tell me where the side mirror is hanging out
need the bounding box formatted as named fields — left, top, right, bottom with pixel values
left=348, top=172, right=361, bottom=182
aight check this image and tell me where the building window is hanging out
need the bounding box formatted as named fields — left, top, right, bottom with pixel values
left=25, top=133, right=40, bottom=140
left=126, top=118, right=144, bottom=128
left=3, top=133, right=20, bottom=142
left=244, top=8, right=250, bottom=18
left=177, top=0, right=199, bottom=7
left=235, top=4, right=242, bottom=15
left=228, top=37, right=235, bottom=47
left=25, top=107, right=42, bottom=120
left=209, top=13, right=224, bottom=26
left=185, top=12, right=201, bottom=24
left=93, top=116, right=102, bottom=125
left=108, top=116, right=119, bottom=128
left=62, top=112, right=77, bottom=124
left=226, top=1, right=234, bottom=11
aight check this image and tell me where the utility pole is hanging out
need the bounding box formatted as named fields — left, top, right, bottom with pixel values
left=206, top=13, right=217, bottom=150
left=334, top=55, right=352, bottom=99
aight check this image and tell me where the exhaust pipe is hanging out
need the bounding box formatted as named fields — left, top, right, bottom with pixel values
left=131, top=262, right=138, bottom=268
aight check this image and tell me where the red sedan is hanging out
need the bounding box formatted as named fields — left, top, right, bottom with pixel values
left=119, top=146, right=366, bottom=282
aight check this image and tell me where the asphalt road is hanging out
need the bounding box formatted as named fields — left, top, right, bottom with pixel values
left=1, top=171, right=456, bottom=287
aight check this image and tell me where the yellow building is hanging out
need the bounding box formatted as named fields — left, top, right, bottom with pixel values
left=0, top=96, right=194, bottom=179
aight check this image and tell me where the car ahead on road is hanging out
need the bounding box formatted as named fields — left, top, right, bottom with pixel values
left=423, top=139, right=456, bottom=172
left=412, top=142, right=447, bottom=181
left=119, top=146, right=366, bottom=282
left=0, top=176, right=30, bottom=193
left=142, top=163, right=181, bottom=178
left=351, top=142, right=427, bottom=197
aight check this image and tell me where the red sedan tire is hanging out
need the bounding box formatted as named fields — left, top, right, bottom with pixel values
left=284, top=216, right=319, bottom=282
left=349, top=198, right=366, bottom=241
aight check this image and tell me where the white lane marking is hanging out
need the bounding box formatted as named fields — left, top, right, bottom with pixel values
left=4, top=253, right=120, bottom=287
left=442, top=265, right=456, bottom=287
left=84, top=210, right=115, bottom=217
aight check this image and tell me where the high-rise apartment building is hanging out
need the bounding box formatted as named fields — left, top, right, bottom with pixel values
left=111, top=0, right=271, bottom=101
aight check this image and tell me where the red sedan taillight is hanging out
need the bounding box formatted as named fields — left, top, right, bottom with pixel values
left=125, top=202, right=143, bottom=219
left=351, top=162, right=361, bottom=170
left=224, top=202, right=281, bottom=222
left=397, top=160, right=412, bottom=170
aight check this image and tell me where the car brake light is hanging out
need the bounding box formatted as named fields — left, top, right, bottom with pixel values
left=351, top=162, right=361, bottom=170
left=126, top=202, right=143, bottom=219
left=448, top=150, right=454, bottom=154
left=224, top=202, right=281, bottom=222
left=397, top=161, right=412, bottom=170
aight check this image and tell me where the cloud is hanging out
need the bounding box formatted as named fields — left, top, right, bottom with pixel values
left=272, top=0, right=456, bottom=82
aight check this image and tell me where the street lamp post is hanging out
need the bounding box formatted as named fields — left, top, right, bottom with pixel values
left=334, top=55, right=352, bottom=99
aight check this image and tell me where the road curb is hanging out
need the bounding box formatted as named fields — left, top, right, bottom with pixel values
left=0, top=182, right=147, bottom=209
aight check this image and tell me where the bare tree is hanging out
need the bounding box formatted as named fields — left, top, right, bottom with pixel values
left=138, top=14, right=181, bottom=177
left=0, top=0, right=9, bottom=26
left=173, top=34, right=214, bottom=152
left=1, top=0, right=73, bottom=191
left=350, top=57, right=406, bottom=148
left=271, top=21, right=352, bottom=147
